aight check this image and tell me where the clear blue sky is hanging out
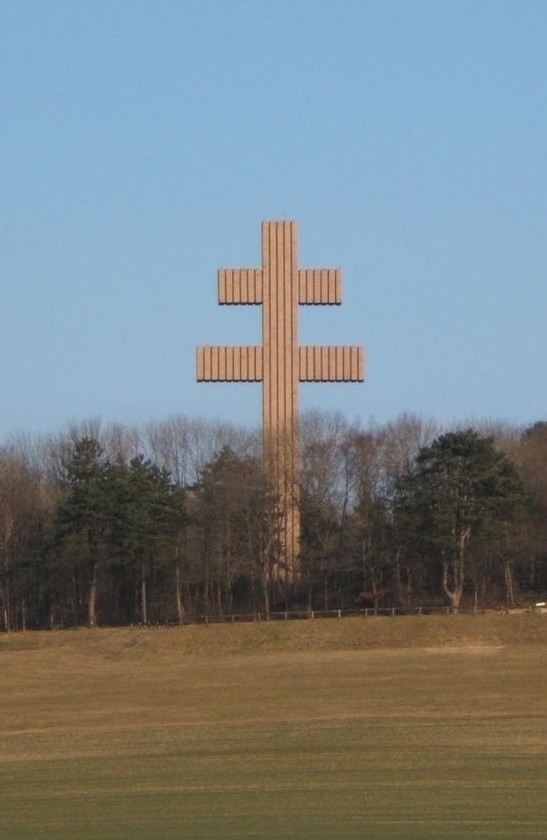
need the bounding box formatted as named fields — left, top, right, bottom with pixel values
left=1, top=0, right=546, bottom=440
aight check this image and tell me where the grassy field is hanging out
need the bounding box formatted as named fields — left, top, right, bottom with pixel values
left=1, top=615, right=546, bottom=839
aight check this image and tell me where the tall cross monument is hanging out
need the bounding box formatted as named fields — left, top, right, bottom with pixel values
left=197, top=220, right=364, bottom=580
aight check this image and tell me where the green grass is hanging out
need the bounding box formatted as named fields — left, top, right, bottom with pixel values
left=1, top=615, right=546, bottom=838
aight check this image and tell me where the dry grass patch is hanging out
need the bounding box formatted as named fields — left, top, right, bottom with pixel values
left=1, top=615, right=546, bottom=839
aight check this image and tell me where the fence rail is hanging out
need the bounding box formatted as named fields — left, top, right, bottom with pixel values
left=178, top=604, right=518, bottom=626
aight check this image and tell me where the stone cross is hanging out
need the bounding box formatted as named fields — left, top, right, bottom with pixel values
left=197, top=220, right=364, bottom=579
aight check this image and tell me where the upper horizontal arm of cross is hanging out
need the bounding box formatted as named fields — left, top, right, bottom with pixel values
left=218, top=269, right=263, bottom=304
left=298, top=269, right=341, bottom=304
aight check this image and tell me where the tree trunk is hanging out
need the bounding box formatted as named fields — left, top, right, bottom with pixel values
left=71, top=569, right=79, bottom=627
left=141, top=563, right=148, bottom=625
left=372, top=574, right=379, bottom=616
left=405, top=565, right=413, bottom=609
left=175, top=565, right=184, bottom=625
left=442, top=529, right=469, bottom=613
left=442, top=568, right=462, bottom=613
left=504, top=561, right=515, bottom=608
left=1, top=516, right=14, bottom=632
left=87, top=562, right=98, bottom=627
left=0, top=579, right=10, bottom=631
left=262, top=573, right=271, bottom=618
left=215, top=577, right=223, bottom=618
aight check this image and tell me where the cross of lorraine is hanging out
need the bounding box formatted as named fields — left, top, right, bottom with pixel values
left=197, top=220, right=365, bottom=581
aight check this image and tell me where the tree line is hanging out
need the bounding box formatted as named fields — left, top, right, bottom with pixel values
left=0, top=412, right=546, bottom=630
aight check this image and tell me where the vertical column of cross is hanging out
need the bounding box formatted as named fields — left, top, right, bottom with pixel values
left=197, top=219, right=364, bottom=583
left=262, top=221, right=300, bottom=578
